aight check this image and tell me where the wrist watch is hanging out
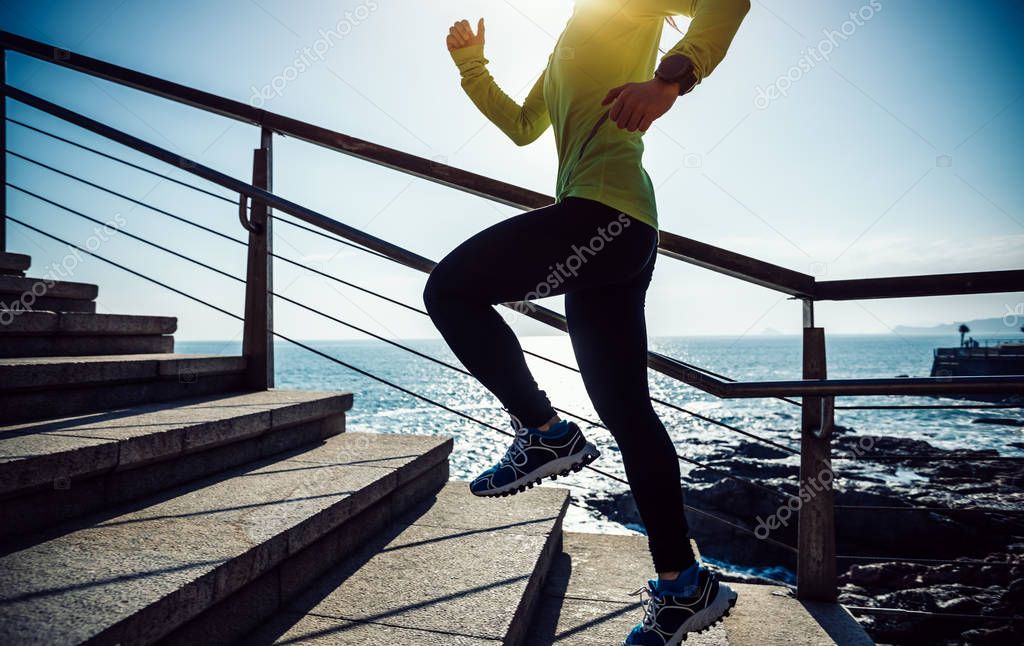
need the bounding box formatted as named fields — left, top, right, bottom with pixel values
left=655, top=54, right=698, bottom=95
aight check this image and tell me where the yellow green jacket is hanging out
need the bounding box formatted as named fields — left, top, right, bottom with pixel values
left=450, top=0, right=750, bottom=230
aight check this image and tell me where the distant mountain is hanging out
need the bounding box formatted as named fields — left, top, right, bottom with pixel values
left=894, top=316, right=1024, bottom=337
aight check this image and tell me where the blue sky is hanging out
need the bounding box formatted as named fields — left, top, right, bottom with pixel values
left=2, top=0, right=1023, bottom=342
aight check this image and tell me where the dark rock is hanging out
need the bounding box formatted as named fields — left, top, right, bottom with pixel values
left=730, top=440, right=792, bottom=460
left=962, top=624, right=1024, bottom=646
left=972, top=417, right=1024, bottom=427
left=841, top=562, right=927, bottom=589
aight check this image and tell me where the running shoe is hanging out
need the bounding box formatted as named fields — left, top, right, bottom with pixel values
left=470, top=418, right=600, bottom=497
left=623, top=566, right=737, bottom=645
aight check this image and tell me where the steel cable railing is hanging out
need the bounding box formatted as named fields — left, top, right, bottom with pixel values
left=12, top=116, right=1020, bottom=409
left=6, top=213, right=799, bottom=555
left=6, top=116, right=237, bottom=204
left=12, top=125, right=793, bottom=502
left=5, top=179, right=422, bottom=314
left=10, top=86, right=1020, bottom=402
left=12, top=113, right=1022, bottom=541
left=7, top=176, right=800, bottom=508
left=21, top=175, right=1022, bottom=526
left=15, top=139, right=1024, bottom=517
left=16, top=139, right=1020, bottom=462
left=5, top=122, right=804, bottom=452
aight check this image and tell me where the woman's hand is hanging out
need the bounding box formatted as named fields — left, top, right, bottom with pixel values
left=601, top=78, right=680, bottom=133
left=447, top=18, right=485, bottom=52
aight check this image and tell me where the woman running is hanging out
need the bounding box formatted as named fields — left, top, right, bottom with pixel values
left=425, top=1, right=749, bottom=643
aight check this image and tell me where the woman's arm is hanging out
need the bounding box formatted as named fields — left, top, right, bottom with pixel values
left=656, top=0, right=751, bottom=83
left=603, top=0, right=750, bottom=132
left=448, top=19, right=551, bottom=147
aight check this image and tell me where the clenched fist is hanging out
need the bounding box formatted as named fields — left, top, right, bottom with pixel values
left=447, top=18, right=485, bottom=52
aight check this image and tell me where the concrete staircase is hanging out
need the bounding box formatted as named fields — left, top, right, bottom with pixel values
left=0, top=251, right=875, bottom=645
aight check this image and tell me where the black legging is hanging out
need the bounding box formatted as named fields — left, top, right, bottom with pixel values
left=423, top=196, right=695, bottom=573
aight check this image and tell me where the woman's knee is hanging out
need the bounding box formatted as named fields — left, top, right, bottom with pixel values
left=423, top=253, right=474, bottom=316
left=422, top=268, right=451, bottom=316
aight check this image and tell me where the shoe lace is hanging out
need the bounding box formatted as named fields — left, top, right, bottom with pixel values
left=630, top=583, right=663, bottom=631
left=506, top=411, right=525, bottom=432
left=499, top=426, right=530, bottom=467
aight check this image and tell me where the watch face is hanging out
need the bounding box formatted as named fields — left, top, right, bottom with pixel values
left=662, top=55, right=693, bottom=80
left=657, top=55, right=697, bottom=94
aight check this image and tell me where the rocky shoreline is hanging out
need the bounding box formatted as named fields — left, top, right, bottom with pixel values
left=584, top=427, right=1024, bottom=644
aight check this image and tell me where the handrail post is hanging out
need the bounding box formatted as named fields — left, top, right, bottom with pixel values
left=242, top=127, right=274, bottom=389
left=1, top=46, right=7, bottom=252
left=797, top=299, right=837, bottom=600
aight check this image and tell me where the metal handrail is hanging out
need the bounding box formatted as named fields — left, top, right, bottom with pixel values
left=816, top=271, right=1024, bottom=301
left=3, top=30, right=1020, bottom=301
left=8, top=84, right=1022, bottom=398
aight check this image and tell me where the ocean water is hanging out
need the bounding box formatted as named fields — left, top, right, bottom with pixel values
left=178, top=335, right=1024, bottom=535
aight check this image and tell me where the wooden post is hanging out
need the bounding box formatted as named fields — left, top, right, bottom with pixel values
left=797, top=299, right=837, bottom=601
left=1, top=47, right=7, bottom=253
left=242, top=127, right=274, bottom=389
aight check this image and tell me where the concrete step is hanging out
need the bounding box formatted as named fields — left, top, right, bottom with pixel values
left=0, top=353, right=248, bottom=424
left=0, top=272, right=99, bottom=313
left=1, top=293, right=97, bottom=313
left=0, top=389, right=353, bottom=539
left=0, top=311, right=175, bottom=335
left=0, top=273, right=98, bottom=300
left=247, top=480, right=570, bottom=646
left=527, top=532, right=875, bottom=645
left=0, top=431, right=453, bottom=645
left=0, top=312, right=176, bottom=358
left=0, top=334, right=174, bottom=357
left=0, top=252, right=31, bottom=276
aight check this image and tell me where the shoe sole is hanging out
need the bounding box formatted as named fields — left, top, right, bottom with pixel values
left=472, top=442, right=600, bottom=497
left=671, top=583, right=737, bottom=644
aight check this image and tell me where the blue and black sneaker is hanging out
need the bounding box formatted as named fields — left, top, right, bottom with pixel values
left=623, top=564, right=737, bottom=645
left=470, top=417, right=600, bottom=497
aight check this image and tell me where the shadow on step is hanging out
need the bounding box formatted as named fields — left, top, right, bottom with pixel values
left=0, top=391, right=259, bottom=438
left=526, top=547, right=640, bottom=646
left=247, top=503, right=558, bottom=643
left=238, top=480, right=569, bottom=645
left=0, top=432, right=355, bottom=556
left=801, top=599, right=876, bottom=646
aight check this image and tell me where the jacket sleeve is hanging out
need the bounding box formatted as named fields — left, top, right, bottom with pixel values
left=449, top=44, right=551, bottom=146
left=630, top=0, right=750, bottom=82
